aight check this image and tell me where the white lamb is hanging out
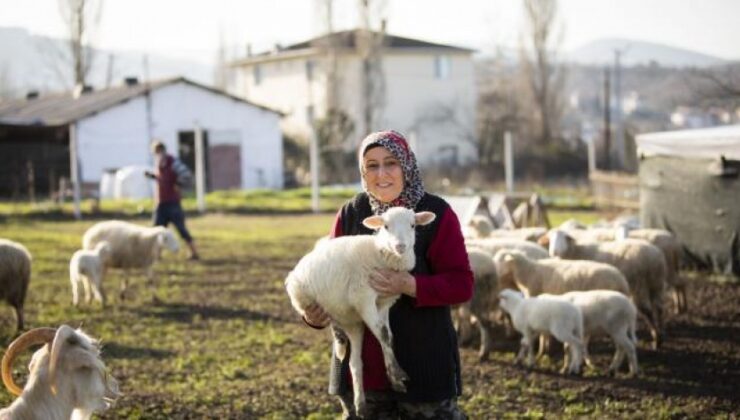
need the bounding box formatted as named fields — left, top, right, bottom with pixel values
left=69, top=242, right=112, bottom=307
left=539, top=290, right=639, bottom=377
left=548, top=229, right=667, bottom=349
left=82, top=220, right=180, bottom=300
left=1, top=325, right=120, bottom=419
left=498, top=289, right=585, bottom=374
left=285, top=207, right=436, bottom=418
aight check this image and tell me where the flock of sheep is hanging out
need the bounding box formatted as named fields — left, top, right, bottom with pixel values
left=0, top=220, right=178, bottom=419
left=0, top=208, right=685, bottom=418
left=459, top=214, right=684, bottom=379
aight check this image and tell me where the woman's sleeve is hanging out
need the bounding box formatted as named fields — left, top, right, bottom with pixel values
left=414, top=207, right=474, bottom=307
left=329, top=208, right=343, bottom=238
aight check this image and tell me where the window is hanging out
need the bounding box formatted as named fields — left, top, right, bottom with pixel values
left=434, top=55, right=451, bottom=79
left=253, top=65, right=262, bottom=86
left=306, top=60, right=314, bottom=81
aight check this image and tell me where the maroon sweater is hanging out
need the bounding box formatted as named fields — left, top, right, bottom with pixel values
left=154, top=154, right=181, bottom=204
left=329, top=194, right=473, bottom=398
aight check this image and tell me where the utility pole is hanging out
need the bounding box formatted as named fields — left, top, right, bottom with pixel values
left=69, top=123, right=81, bottom=219
left=603, top=66, right=611, bottom=171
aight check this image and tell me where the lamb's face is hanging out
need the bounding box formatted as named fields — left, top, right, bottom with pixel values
left=498, top=288, right=523, bottom=314
left=548, top=229, right=570, bottom=258
left=468, top=216, right=493, bottom=238
left=493, top=251, right=514, bottom=278
left=362, top=207, right=436, bottom=258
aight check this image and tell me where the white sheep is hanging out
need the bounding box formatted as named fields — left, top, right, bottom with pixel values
left=82, top=220, right=180, bottom=300
left=455, top=247, right=499, bottom=361
left=494, top=251, right=631, bottom=297
left=1, top=325, right=120, bottom=419
left=0, top=238, right=32, bottom=332
left=498, top=289, right=585, bottom=374
left=548, top=229, right=667, bottom=349
left=69, top=241, right=112, bottom=307
left=617, top=226, right=687, bottom=314
left=466, top=214, right=495, bottom=238
left=539, top=290, right=639, bottom=377
left=285, top=207, right=436, bottom=418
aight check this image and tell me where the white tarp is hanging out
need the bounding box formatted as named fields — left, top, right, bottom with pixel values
left=636, top=124, right=740, bottom=160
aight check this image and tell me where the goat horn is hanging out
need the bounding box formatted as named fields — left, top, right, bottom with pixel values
left=49, top=325, right=76, bottom=395
left=2, top=327, right=57, bottom=396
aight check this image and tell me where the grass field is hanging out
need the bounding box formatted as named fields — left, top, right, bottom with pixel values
left=0, top=213, right=738, bottom=419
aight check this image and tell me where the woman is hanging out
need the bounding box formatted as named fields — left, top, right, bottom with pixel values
left=304, top=130, right=474, bottom=419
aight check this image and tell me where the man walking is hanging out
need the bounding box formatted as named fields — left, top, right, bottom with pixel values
left=145, top=141, right=200, bottom=260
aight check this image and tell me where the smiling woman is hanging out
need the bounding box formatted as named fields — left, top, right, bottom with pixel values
left=301, top=130, right=474, bottom=419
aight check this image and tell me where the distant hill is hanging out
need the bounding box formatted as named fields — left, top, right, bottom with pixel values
left=0, top=26, right=214, bottom=98
left=567, top=38, right=727, bottom=68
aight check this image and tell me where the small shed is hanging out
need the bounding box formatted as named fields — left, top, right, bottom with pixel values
left=0, top=77, right=284, bottom=198
left=636, top=125, right=740, bottom=276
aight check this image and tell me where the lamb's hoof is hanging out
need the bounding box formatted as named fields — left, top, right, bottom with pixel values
left=478, top=351, right=490, bottom=362
left=607, top=368, right=617, bottom=377
left=389, top=367, right=409, bottom=393
left=355, top=400, right=367, bottom=419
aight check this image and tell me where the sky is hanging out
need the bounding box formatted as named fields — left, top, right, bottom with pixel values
left=1, top=0, right=739, bottom=64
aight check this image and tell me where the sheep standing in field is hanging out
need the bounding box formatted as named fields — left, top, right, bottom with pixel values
left=0, top=239, right=31, bottom=332
left=539, top=290, right=639, bottom=377
left=70, top=241, right=112, bottom=307
left=548, top=229, right=667, bottom=349
left=617, top=226, right=687, bottom=314
left=82, top=220, right=179, bottom=300
left=466, top=215, right=495, bottom=238
left=285, top=207, right=436, bottom=418
left=1, top=325, right=120, bottom=419
left=455, top=247, right=499, bottom=360
left=498, top=289, right=585, bottom=374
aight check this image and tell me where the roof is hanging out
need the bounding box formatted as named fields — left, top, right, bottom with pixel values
left=636, top=124, right=740, bottom=160
left=0, top=77, right=281, bottom=126
left=232, top=29, right=475, bottom=65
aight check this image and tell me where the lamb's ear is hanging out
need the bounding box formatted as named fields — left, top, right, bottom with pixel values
left=362, top=215, right=384, bottom=230
left=414, top=211, right=436, bottom=226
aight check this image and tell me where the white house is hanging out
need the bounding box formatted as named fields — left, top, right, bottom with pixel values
left=229, top=30, right=478, bottom=168
left=0, top=77, right=284, bottom=197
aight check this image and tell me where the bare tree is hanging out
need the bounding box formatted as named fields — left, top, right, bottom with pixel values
left=519, top=0, right=566, bottom=146
left=58, top=0, right=102, bottom=87
left=357, top=0, right=387, bottom=135
left=688, top=64, right=740, bottom=107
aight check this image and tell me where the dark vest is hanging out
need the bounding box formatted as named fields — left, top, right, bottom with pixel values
left=328, top=192, right=463, bottom=402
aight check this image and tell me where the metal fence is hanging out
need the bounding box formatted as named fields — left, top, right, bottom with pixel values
left=589, top=169, right=639, bottom=210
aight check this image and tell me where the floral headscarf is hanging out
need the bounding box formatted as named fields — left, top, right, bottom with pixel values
left=358, top=130, right=426, bottom=215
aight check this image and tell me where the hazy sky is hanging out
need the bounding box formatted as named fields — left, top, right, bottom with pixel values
left=1, top=0, right=738, bottom=63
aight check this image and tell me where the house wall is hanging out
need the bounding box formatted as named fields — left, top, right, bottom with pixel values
left=233, top=49, right=477, bottom=167
left=77, top=81, right=283, bottom=189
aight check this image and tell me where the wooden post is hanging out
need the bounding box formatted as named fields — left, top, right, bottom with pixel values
left=69, top=123, right=81, bottom=219
left=194, top=124, right=206, bottom=213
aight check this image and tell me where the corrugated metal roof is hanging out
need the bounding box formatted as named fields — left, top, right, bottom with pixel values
left=0, top=77, right=281, bottom=126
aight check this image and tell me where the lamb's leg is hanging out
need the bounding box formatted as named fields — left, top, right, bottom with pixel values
left=70, top=272, right=80, bottom=307
left=637, top=304, right=660, bottom=350
left=536, top=334, right=552, bottom=360
left=610, top=333, right=639, bottom=377
left=514, top=336, right=528, bottom=365
left=91, top=270, right=106, bottom=307
left=476, top=314, right=493, bottom=361
left=344, top=326, right=367, bottom=418
left=456, top=305, right=474, bottom=345
left=359, top=302, right=408, bottom=393
left=14, top=303, right=23, bottom=332
left=147, top=266, right=162, bottom=304
left=582, top=335, right=595, bottom=369
left=82, top=275, right=93, bottom=304
left=551, top=328, right=583, bottom=375
left=119, top=270, right=129, bottom=301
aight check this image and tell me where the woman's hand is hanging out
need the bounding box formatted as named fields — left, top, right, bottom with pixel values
left=369, top=269, right=417, bottom=297
left=303, top=302, right=331, bottom=328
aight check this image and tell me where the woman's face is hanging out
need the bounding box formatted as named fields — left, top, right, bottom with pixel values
left=362, top=146, right=404, bottom=203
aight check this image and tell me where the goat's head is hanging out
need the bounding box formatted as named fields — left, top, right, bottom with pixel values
left=362, top=207, right=435, bottom=269
left=156, top=228, right=180, bottom=253
left=2, top=325, right=120, bottom=412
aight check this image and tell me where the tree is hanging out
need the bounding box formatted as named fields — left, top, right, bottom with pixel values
left=57, top=0, right=102, bottom=87
left=688, top=64, right=740, bottom=108
left=519, top=0, right=566, bottom=147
